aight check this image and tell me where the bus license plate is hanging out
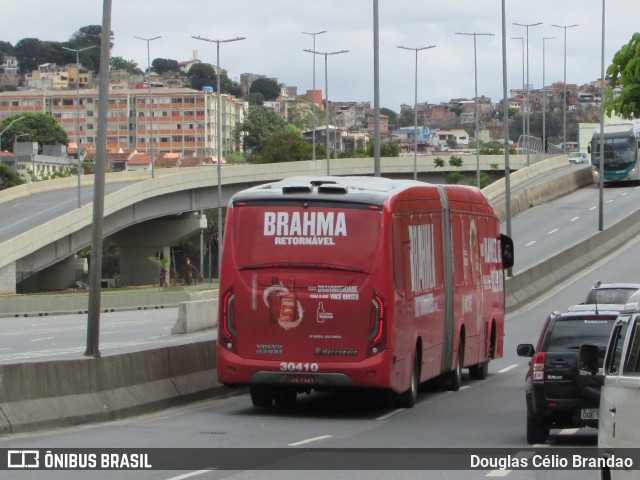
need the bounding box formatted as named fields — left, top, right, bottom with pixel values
left=287, top=375, right=316, bottom=385
left=581, top=408, right=599, bottom=420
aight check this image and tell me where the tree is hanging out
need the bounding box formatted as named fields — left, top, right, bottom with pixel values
left=186, top=64, right=242, bottom=96
left=0, top=113, right=68, bottom=153
left=152, top=58, right=180, bottom=75
left=249, top=77, right=281, bottom=101
left=68, top=25, right=111, bottom=73
left=254, top=125, right=312, bottom=163
left=380, top=107, right=398, bottom=126
left=398, top=108, right=416, bottom=127
left=239, top=106, right=286, bottom=153
left=0, top=164, right=23, bottom=190
left=110, top=56, right=142, bottom=75
left=605, top=32, right=640, bottom=119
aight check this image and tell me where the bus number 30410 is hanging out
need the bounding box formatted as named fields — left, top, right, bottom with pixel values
left=280, top=362, right=319, bottom=372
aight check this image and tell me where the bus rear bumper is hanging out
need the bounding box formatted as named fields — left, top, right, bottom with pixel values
left=217, top=348, right=395, bottom=391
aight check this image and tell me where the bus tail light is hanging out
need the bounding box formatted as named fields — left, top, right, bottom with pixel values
left=368, top=291, right=386, bottom=356
left=221, top=288, right=236, bottom=352
left=532, top=352, right=546, bottom=382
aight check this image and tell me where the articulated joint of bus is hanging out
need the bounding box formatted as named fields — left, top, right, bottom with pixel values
left=221, top=287, right=236, bottom=352
left=368, top=291, right=386, bottom=357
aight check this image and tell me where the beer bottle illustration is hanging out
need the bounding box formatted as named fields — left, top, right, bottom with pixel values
left=267, top=277, right=282, bottom=324
left=279, top=278, right=298, bottom=323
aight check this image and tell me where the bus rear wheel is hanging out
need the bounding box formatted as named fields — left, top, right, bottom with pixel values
left=250, top=385, right=273, bottom=407
left=398, top=352, right=420, bottom=408
left=274, top=388, right=297, bottom=409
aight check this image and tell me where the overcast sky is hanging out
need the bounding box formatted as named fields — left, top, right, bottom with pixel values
left=3, top=1, right=637, bottom=111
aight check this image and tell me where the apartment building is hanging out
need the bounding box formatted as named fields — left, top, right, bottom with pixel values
left=0, top=87, right=248, bottom=159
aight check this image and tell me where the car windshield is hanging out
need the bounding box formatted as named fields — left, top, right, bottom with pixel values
left=586, top=288, right=638, bottom=305
left=546, top=317, right=617, bottom=350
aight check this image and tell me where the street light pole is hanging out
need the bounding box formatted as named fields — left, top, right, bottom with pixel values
left=62, top=45, right=97, bottom=208
left=513, top=22, right=542, bottom=167
left=511, top=36, right=525, bottom=159
left=455, top=32, right=493, bottom=187
left=551, top=23, right=579, bottom=151
left=397, top=45, right=435, bottom=181
left=542, top=37, right=555, bottom=153
left=501, top=0, right=513, bottom=277
left=598, top=1, right=606, bottom=231
left=302, top=30, right=326, bottom=163
left=135, top=35, right=161, bottom=178
left=0, top=116, right=26, bottom=151
left=304, top=48, right=348, bottom=175
left=192, top=35, right=245, bottom=278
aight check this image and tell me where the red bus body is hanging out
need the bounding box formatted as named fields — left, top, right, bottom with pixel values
left=217, top=176, right=511, bottom=407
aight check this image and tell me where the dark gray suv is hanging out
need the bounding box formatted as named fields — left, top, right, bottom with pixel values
left=517, top=307, right=621, bottom=444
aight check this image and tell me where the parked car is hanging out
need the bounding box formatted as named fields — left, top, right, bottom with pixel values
left=579, top=295, right=640, bottom=479
left=584, top=282, right=640, bottom=305
left=568, top=152, right=588, bottom=164
left=517, top=307, right=622, bottom=444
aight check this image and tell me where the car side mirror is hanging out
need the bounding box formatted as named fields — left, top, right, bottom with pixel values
left=517, top=344, right=535, bottom=357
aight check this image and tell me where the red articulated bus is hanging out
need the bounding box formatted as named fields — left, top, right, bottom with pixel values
left=217, top=176, right=514, bottom=408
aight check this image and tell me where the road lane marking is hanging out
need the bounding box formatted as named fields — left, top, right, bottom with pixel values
left=525, top=241, right=536, bottom=247
left=30, top=337, right=55, bottom=342
left=486, top=470, right=510, bottom=477
left=548, top=229, right=559, bottom=235
left=570, top=216, right=579, bottom=222
left=165, top=470, right=212, bottom=480
left=589, top=206, right=597, bottom=211
left=288, top=435, right=332, bottom=446
left=497, top=364, right=518, bottom=374
left=377, top=409, right=405, bottom=420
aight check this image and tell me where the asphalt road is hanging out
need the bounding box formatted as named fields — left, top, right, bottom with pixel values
left=5, top=175, right=640, bottom=479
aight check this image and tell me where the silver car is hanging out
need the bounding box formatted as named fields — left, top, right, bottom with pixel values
left=568, top=152, right=588, bottom=164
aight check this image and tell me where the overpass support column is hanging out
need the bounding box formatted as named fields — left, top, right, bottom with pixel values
left=0, top=262, right=16, bottom=294
left=112, top=214, right=206, bottom=287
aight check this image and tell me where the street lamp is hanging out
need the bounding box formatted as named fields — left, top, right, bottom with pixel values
left=598, top=1, right=606, bottom=231
left=513, top=22, right=542, bottom=167
left=542, top=37, right=556, bottom=153
left=511, top=36, right=525, bottom=159
left=304, top=48, right=349, bottom=175
left=455, top=32, right=493, bottom=187
left=302, top=30, right=326, bottom=162
left=551, top=23, right=579, bottom=151
left=192, top=35, right=245, bottom=278
left=397, top=45, right=435, bottom=181
left=135, top=35, right=161, bottom=178
left=501, top=0, right=513, bottom=277
left=62, top=45, right=97, bottom=208
left=0, top=116, right=25, bottom=152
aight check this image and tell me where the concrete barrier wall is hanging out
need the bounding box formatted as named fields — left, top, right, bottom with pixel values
left=505, top=203, right=640, bottom=313
left=0, top=288, right=216, bottom=318
left=172, top=299, right=218, bottom=334
left=0, top=340, right=224, bottom=433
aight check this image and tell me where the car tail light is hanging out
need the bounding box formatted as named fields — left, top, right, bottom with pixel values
left=368, top=291, right=386, bottom=356
left=532, top=352, right=546, bottom=382
left=221, top=288, right=236, bottom=352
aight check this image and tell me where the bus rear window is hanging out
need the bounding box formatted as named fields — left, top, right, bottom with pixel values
left=231, top=205, right=382, bottom=271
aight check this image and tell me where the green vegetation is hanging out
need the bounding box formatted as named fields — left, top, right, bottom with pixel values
left=0, top=164, right=23, bottom=190
left=605, top=32, right=640, bottom=119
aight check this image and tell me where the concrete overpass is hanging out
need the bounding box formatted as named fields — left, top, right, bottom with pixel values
left=0, top=154, right=562, bottom=294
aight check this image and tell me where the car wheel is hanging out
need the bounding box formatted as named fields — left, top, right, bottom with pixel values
left=526, top=415, right=548, bottom=444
